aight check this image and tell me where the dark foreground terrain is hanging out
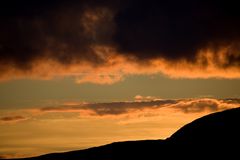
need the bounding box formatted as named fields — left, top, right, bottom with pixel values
left=3, top=107, right=240, bottom=160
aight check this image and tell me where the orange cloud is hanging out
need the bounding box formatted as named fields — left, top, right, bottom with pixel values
left=0, top=115, right=28, bottom=123
left=0, top=45, right=240, bottom=84
left=1, top=1, right=240, bottom=84
left=134, top=95, right=158, bottom=102
left=36, top=98, right=240, bottom=119
left=1, top=98, right=236, bottom=125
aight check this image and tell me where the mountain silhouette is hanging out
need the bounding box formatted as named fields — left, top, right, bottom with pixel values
left=3, top=107, right=240, bottom=160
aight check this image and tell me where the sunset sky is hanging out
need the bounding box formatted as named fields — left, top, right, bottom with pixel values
left=1, top=0, right=240, bottom=158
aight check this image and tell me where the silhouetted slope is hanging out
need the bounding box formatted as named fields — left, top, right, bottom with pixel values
left=4, top=107, right=240, bottom=160
left=9, top=140, right=167, bottom=160
left=167, top=107, right=240, bottom=158
left=169, top=107, right=240, bottom=145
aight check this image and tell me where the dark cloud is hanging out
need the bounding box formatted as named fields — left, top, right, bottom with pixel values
left=0, top=115, right=27, bottom=122
left=0, top=99, right=238, bottom=123
left=0, top=0, right=240, bottom=77
left=40, top=98, right=239, bottom=116
left=0, top=0, right=119, bottom=69
left=114, top=0, right=240, bottom=61
left=41, top=99, right=178, bottom=116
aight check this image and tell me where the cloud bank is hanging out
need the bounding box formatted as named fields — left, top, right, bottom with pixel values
left=38, top=98, right=240, bottom=118
left=1, top=0, right=240, bottom=83
left=1, top=97, right=239, bottom=125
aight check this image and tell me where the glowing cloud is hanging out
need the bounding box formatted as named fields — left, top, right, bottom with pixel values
left=0, top=116, right=28, bottom=123
left=0, top=46, right=240, bottom=84
left=1, top=1, right=240, bottom=84
left=36, top=98, right=240, bottom=118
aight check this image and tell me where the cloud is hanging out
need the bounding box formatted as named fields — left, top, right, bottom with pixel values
left=170, top=98, right=239, bottom=113
left=40, top=99, right=177, bottom=116
left=38, top=98, right=240, bottom=118
left=134, top=95, right=158, bottom=102
left=0, top=115, right=28, bottom=123
left=114, top=0, right=240, bottom=60
left=2, top=98, right=239, bottom=125
left=0, top=46, right=240, bottom=84
left=0, top=0, right=240, bottom=83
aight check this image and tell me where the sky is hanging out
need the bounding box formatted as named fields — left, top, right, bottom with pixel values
left=0, top=0, right=240, bottom=158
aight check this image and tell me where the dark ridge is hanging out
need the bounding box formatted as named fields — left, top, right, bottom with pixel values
left=2, top=107, right=240, bottom=160
left=169, top=107, right=240, bottom=144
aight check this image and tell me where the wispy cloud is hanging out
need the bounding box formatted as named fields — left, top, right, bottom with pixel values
left=40, top=99, right=177, bottom=116
left=0, top=115, right=28, bottom=123
left=170, top=98, right=239, bottom=113
left=37, top=97, right=240, bottom=117
left=2, top=97, right=239, bottom=124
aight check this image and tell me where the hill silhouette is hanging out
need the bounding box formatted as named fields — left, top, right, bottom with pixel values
left=3, top=107, right=240, bottom=160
